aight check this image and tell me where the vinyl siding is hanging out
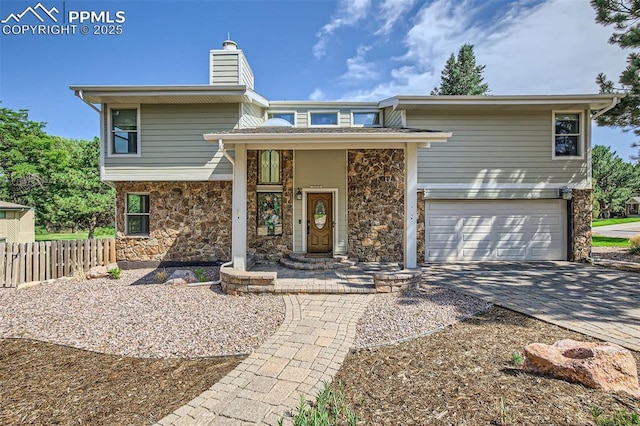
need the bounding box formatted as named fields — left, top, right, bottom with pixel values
left=408, top=110, right=589, bottom=190
left=103, top=104, right=238, bottom=181
left=239, top=53, right=254, bottom=89
left=210, top=52, right=240, bottom=85
left=294, top=150, right=347, bottom=254
left=384, top=108, right=404, bottom=127
left=241, top=102, right=264, bottom=128
left=0, top=211, right=34, bottom=243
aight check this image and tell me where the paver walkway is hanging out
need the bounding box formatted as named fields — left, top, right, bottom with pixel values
left=156, top=294, right=372, bottom=426
left=425, top=262, right=640, bottom=352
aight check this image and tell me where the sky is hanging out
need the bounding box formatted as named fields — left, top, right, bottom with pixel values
left=0, top=0, right=637, bottom=161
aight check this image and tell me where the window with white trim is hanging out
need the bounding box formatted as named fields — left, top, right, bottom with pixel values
left=267, top=112, right=295, bottom=125
left=553, top=112, right=582, bottom=158
left=352, top=111, right=381, bottom=127
left=309, top=112, right=338, bottom=126
left=126, top=194, right=149, bottom=236
left=111, top=108, right=139, bottom=155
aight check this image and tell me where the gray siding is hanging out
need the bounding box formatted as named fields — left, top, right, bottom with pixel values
left=385, top=108, right=403, bottom=127
left=239, top=53, right=254, bottom=89
left=103, top=104, right=238, bottom=181
left=409, top=110, right=589, bottom=189
left=210, top=52, right=239, bottom=85
left=241, top=102, right=264, bottom=128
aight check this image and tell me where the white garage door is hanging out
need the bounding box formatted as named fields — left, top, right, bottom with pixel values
left=425, top=200, right=566, bottom=261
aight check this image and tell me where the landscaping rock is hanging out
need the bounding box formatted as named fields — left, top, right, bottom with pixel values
left=86, top=265, right=109, bottom=279
left=164, top=270, right=199, bottom=286
left=524, top=339, right=640, bottom=398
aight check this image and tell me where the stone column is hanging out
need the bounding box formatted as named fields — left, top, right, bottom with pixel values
left=571, top=189, right=592, bottom=261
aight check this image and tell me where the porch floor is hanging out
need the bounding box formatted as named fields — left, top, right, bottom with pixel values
left=251, top=262, right=403, bottom=294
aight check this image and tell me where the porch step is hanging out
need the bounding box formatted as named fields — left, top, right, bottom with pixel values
left=279, top=254, right=358, bottom=270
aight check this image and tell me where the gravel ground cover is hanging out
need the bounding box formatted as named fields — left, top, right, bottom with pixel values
left=0, top=267, right=285, bottom=358
left=592, top=246, right=640, bottom=263
left=354, top=287, right=491, bottom=348
left=336, top=306, right=640, bottom=425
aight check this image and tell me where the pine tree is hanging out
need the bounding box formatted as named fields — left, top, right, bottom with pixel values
left=431, top=44, right=490, bottom=95
left=591, top=0, right=640, bottom=159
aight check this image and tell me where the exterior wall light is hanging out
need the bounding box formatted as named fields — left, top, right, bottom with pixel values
left=559, top=186, right=573, bottom=200
left=295, top=188, right=303, bottom=200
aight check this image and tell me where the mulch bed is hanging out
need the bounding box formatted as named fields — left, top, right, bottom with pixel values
left=0, top=338, right=244, bottom=425
left=335, top=306, right=640, bottom=425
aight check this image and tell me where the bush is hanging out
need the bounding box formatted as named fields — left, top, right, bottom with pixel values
left=154, top=269, right=168, bottom=284
left=194, top=268, right=207, bottom=282
left=280, top=382, right=357, bottom=426
left=108, top=267, right=122, bottom=279
left=630, top=234, right=640, bottom=255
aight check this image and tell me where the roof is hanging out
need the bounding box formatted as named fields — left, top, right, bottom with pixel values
left=0, top=201, right=33, bottom=210
left=626, top=197, right=640, bottom=204
left=379, top=94, right=624, bottom=112
left=70, top=84, right=269, bottom=107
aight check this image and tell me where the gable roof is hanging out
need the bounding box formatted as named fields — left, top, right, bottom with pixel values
left=0, top=201, right=33, bottom=210
left=626, top=197, right=640, bottom=204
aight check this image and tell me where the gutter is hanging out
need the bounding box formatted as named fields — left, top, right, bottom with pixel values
left=591, top=96, right=619, bottom=120
left=76, top=90, right=102, bottom=114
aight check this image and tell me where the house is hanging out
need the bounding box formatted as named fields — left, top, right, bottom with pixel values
left=626, top=197, right=640, bottom=217
left=71, top=40, right=621, bottom=269
left=0, top=201, right=35, bottom=243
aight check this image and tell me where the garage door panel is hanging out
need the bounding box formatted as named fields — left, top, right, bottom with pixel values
left=425, top=200, right=565, bottom=261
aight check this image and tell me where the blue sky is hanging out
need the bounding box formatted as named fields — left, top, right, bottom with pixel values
left=0, top=0, right=637, bottom=161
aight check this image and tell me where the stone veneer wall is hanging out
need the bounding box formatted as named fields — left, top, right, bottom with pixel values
left=115, top=181, right=232, bottom=262
left=417, top=195, right=425, bottom=263
left=246, top=150, right=294, bottom=261
left=572, top=189, right=592, bottom=261
left=347, top=149, right=405, bottom=262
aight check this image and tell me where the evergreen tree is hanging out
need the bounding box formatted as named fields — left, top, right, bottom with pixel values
left=431, top=43, right=490, bottom=95
left=592, top=145, right=639, bottom=218
left=591, top=0, right=640, bottom=159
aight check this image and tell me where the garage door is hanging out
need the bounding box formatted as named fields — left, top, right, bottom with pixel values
left=425, top=200, right=566, bottom=261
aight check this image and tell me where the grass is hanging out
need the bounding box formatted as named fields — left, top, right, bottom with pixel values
left=593, top=217, right=640, bottom=227
left=592, top=235, right=630, bottom=247
left=35, top=227, right=115, bottom=241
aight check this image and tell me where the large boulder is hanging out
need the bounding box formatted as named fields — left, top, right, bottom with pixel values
left=86, top=263, right=119, bottom=280
left=164, top=270, right=199, bottom=286
left=524, top=339, right=640, bottom=398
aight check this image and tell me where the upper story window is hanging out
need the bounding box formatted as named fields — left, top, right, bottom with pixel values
left=267, top=112, right=295, bottom=126
left=309, top=111, right=338, bottom=127
left=259, top=150, right=281, bottom=184
left=126, top=193, right=150, bottom=236
left=110, top=108, right=140, bottom=156
left=553, top=112, right=583, bottom=159
left=352, top=111, right=381, bottom=127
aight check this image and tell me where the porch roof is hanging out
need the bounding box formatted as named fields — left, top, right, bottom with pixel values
left=204, top=126, right=452, bottom=148
left=0, top=201, right=33, bottom=211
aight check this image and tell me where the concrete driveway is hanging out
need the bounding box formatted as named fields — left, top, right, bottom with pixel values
left=423, top=262, right=640, bottom=351
left=593, top=221, right=640, bottom=238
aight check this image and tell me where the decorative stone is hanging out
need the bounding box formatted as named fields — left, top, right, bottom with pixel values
left=572, top=189, right=592, bottom=261
left=165, top=270, right=199, bottom=285
left=524, top=339, right=640, bottom=398
left=86, top=265, right=109, bottom=279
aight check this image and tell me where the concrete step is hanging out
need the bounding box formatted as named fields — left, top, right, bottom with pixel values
left=279, top=256, right=358, bottom=270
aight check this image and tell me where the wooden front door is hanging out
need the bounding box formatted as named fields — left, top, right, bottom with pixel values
left=307, top=193, right=333, bottom=253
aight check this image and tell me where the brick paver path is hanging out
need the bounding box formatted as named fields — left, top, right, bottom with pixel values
left=425, top=262, right=640, bottom=352
left=156, top=294, right=372, bottom=426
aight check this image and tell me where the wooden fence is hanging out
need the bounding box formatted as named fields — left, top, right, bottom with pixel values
left=0, top=239, right=117, bottom=288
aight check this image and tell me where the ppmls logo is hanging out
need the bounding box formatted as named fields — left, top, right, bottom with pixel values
left=2, top=2, right=126, bottom=36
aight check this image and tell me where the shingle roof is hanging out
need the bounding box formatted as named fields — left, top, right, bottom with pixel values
left=627, top=197, right=640, bottom=204
left=0, top=201, right=33, bottom=210
left=219, top=126, right=443, bottom=134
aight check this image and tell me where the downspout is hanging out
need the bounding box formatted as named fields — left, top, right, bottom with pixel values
left=591, top=96, right=619, bottom=120
left=76, top=90, right=102, bottom=114
left=187, top=260, right=234, bottom=287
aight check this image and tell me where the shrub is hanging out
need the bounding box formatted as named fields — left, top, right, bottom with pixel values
left=630, top=234, right=640, bottom=255
left=154, top=269, right=168, bottom=284
left=592, top=405, right=640, bottom=426
left=194, top=268, right=207, bottom=282
left=108, top=267, right=122, bottom=279
left=279, top=382, right=357, bottom=426
left=511, top=352, right=524, bottom=366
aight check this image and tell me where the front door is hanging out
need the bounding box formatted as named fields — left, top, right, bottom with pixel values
left=307, top=193, right=333, bottom=253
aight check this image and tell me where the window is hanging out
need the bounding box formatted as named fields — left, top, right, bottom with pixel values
left=352, top=111, right=381, bottom=127
left=0, top=211, right=5, bottom=219
left=553, top=112, right=582, bottom=158
left=267, top=112, right=295, bottom=125
left=126, top=194, right=149, bottom=236
left=257, top=192, right=283, bottom=236
left=309, top=112, right=338, bottom=126
left=258, top=150, right=281, bottom=184
left=111, top=108, right=139, bottom=155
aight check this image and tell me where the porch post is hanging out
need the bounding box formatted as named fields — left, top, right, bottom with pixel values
left=232, top=143, right=247, bottom=271
left=404, top=143, right=418, bottom=269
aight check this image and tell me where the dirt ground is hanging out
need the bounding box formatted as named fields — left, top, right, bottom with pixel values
left=335, top=306, right=640, bottom=426
left=0, top=338, right=244, bottom=425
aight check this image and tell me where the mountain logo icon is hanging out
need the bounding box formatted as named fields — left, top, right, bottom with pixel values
left=1, top=3, right=59, bottom=24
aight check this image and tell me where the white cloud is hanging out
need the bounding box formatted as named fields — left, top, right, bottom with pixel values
left=340, top=45, right=379, bottom=82
left=313, top=0, right=372, bottom=58
left=376, top=0, right=417, bottom=35
left=332, top=0, right=629, bottom=100
left=309, top=88, right=326, bottom=101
